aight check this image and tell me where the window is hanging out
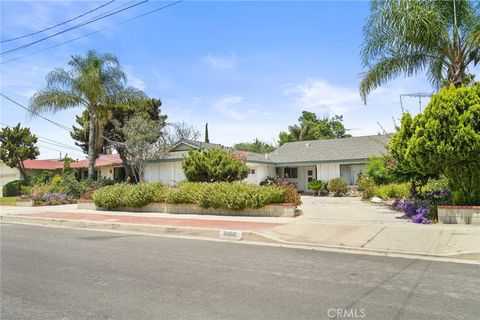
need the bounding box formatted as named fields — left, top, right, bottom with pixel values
left=284, top=167, right=298, bottom=179
left=308, top=177, right=314, bottom=182
left=307, top=170, right=313, bottom=176
left=249, top=169, right=256, bottom=175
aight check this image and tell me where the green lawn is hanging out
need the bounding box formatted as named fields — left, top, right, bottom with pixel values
left=0, top=197, right=17, bottom=206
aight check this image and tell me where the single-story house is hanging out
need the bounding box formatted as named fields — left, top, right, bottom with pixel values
left=71, top=154, right=124, bottom=181
left=144, top=134, right=391, bottom=192
left=0, top=154, right=125, bottom=195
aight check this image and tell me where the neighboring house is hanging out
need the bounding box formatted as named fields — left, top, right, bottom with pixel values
left=71, top=154, right=125, bottom=181
left=144, top=134, right=391, bottom=191
left=0, top=159, right=64, bottom=196
left=0, top=155, right=125, bottom=195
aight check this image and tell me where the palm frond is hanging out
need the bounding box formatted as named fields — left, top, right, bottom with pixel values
left=30, top=89, right=84, bottom=114
left=360, top=53, right=429, bottom=103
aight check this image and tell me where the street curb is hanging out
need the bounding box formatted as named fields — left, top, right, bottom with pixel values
left=2, top=215, right=479, bottom=265
left=0, top=215, right=278, bottom=244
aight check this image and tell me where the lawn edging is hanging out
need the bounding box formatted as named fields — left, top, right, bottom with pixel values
left=437, top=205, right=480, bottom=225
left=79, top=200, right=297, bottom=217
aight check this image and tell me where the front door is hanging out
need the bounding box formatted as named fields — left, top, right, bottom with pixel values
left=305, top=166, right=316, bottom=190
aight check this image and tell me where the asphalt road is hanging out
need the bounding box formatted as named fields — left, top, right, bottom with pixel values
left=1, top=224, right=479, bottom=320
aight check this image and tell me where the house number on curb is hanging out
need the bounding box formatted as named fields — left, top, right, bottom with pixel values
left=219, top=230, right=243, bottom=240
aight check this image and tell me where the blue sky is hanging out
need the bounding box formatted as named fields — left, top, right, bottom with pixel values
left=1, top=0, right=439, bottom=159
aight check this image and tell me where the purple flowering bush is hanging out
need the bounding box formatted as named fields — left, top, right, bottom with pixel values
left=390, top=199, right=431, bottom=224
left=32, top=192, right=75, bottom=206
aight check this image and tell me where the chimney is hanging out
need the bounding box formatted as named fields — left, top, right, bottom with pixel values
left=60, top=152, right=62, bottom=159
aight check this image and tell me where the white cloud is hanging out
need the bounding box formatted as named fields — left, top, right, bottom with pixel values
left=201, top=51, right=237, bottom=71
left=284, top=79, right=359, bottom=115
left=213, top=96, right=261, bottom=120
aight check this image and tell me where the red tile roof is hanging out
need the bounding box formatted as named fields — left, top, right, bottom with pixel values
left=22, top=154, right=122, bottom=170
left=23, top=159, right=64, bottom=170
left=70, top=154, right=123, bottom=168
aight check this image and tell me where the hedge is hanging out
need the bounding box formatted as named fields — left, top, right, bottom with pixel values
left=92, top=182, right=295, bottom=210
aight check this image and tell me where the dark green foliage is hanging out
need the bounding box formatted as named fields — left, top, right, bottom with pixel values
left=182, top=149, right=249, bottom=183
left=0, top=123, right=39, bottom=180
left=2, top=180, right=28, bottom=197
left=204, top=123, right=209, bottom=143
left=234, top=138, right=275, bottom=154
left=278, top=111, right=351, bottom=145
left=328, top=178, right=348, bottom=196
left=390, top=84, right=480, bottom=205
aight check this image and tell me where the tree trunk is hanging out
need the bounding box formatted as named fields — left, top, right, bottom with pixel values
left=16, top=158, right=28, bottom=181
left=87, top=109, right=97, bottom=180
left=118, top=148, right=134, bottom=182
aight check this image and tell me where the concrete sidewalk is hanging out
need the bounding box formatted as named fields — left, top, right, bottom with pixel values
left=1, top=197, right=479, bottom=263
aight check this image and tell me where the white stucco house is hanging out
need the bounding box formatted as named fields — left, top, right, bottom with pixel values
left=144, top=134, right=391, bottom=192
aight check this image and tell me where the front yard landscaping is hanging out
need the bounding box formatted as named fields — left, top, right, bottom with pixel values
left=92, top=181, right=301, bottom=212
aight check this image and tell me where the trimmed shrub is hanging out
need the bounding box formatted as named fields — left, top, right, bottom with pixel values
left=2, top=180, right=28, bottom=197
left=92, top=184, right=130, bottom=209
left=164, top=182, right=205, bottom=204
left=328, top=178, right=348, bottom=196
left=373, top=183, right=410, bottom=200
left=357, top=175, right=375, bottom=199
left=92, top=182, right=294, bottom=211
left=182, top=149, right=249, bottom=182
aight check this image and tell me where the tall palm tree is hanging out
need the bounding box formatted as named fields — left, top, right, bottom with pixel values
left=360, top=0, right=480, bottom=102
left=30, top=50, right=145, bottom=180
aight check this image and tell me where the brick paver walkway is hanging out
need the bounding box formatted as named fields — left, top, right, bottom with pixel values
left=26, top=212, right=284, bottom=230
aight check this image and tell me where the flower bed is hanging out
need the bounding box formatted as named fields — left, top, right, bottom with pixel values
left=390, top=199, right=432, bottom=224
left=92, top=182, right=301, bottom=216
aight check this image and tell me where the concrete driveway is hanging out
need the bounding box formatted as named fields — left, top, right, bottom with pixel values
left=298, top=195, right=407, bottom=224
left=263, top=196, right=480, bottom=259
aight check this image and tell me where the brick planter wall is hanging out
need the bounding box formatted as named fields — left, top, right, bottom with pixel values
left=437, top=206, right=480, bottom=225
left=16, top=199, right=33, bottom=207
left=77, top=200, right=97, bottom=210
left=91, top=201, right=297, bottom=217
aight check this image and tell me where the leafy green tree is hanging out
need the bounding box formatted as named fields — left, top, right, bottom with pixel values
left=278, top=111, right=351, bottom=145
left=0, top=124, right=39, bottom=180
left=234, top=138, right=275, bottom=154
left=120, top=115, right=168, bottom=183
left=70, top=110, right=109, bottom=155
left=30, top=50, right=145, bottom=180
left=390, top=84, right=480, bottom=205
left=104, top=98, right=166, bottom=181
left=365, top=156, right=395, bottom=185
left=182, top=149, right=249, bottom=183
left=360, top=0, right=480, bottom=102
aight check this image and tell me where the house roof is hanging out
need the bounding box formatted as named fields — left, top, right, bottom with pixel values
left=152, top=135, right=391, bottom=164
left=23, top=159, right=64, bottom=170
left=267, top=134, right=391, bottom=164
left=70, top=154, right=123, bottom=168
left=170, top=139, right=228, bottom=151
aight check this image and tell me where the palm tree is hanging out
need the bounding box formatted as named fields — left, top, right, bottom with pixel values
left=30, top=50, right=145, bottom=180
left=360, top=0, right=480, bottom=102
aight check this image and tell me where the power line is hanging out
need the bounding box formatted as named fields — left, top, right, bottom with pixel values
left=37, top=143, right=85, bottom=159
left=0, top=93, right=73, bottom=132
left=1, top=0, right=116, bottom=43
left=1, top=0, right=150, bottom=56
left=1, top=0, right=184, bottom=65
left=0, top=121, right=84, bottom=153
left=38, top=138, right=84, bottom=152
